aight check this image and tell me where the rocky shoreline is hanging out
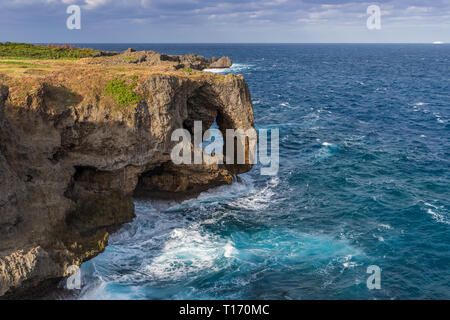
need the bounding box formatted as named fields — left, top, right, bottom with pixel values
left=88, top=48, right=233, bottom=70
left=0, top=49, right=253, bottom=298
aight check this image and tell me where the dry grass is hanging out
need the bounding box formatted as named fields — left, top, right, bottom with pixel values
left=0, top=58, right=230, bottom=117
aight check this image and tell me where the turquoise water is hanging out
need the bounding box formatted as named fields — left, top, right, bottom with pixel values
left=78, top=44, right=450, bottom=300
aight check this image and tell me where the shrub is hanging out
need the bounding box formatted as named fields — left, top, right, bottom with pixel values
left=0, top=42, right=101, bottom=59
left=105, top=78, right=140, bottom=106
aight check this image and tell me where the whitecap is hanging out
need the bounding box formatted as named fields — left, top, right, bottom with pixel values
left=313, top=142, right=338, bottom=161
left=427, top=208, right=449, bottom=225
left=203, top=63, right=254, bottom=74
left=163, top=175, right=255, bottom=211
left=79, top=279, right=110, bottom=300
left=424, top=202, right=438, bottom=209
left=373, top=234, right=385, bottom=242
left=203, top=68, right=227, bottom=73
left=378, top=224, right=393, bottom=230
left=229, top=176, right=280, bottom=211
left=424, top=202, right=450, bottom=225
left=223, top=241, right=238, bottom=258
left=143, top=227, right=230, bottom=281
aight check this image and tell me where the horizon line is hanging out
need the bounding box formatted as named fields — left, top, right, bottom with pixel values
left=18, top=42, right=448, bottom=45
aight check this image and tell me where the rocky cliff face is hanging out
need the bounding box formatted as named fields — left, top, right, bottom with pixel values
left=0, top=61, right=254, bottom=297
left=88, top=49, right=233, bottom=70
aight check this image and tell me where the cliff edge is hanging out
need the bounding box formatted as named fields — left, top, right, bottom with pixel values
left=0, top=51, right=253, bottom=297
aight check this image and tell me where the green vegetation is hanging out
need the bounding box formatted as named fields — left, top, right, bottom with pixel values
left=0, top=60, right=46, bottom=68
left=0, top=42, right=100, bottom=59
left=181, top=67, right=193, bottom=73
left=105, top=78, right=140, bottom=106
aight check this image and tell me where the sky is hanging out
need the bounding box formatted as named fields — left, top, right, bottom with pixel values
left=0, top=0, right=449, bottom=43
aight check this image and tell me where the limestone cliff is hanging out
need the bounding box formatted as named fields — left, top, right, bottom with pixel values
left=0, top=54, right=254, bottom=297
left=88, top=49, right=233, bottom=70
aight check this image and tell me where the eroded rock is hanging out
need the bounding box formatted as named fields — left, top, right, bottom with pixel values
left=88, top=49, right=233, bottom=70
left=209, top=56, right=232, bottom=68
left=0, top=64, right=254, bottom=297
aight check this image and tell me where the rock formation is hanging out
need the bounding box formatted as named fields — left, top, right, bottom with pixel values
left=209, top=56, right=233, bottom=69
left=0, top=53, right=253, bottom=297
left=88, top=49, right=233, bottom=70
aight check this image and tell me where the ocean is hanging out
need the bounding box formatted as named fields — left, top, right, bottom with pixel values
left=74, top=44, right=449, bottom=299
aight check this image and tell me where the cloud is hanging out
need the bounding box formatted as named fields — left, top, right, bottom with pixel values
left=1, top=0, right=449, bottom=42
left=2, top=0, right=450, bottom=23
left=83, top=0, right=110, bottom=10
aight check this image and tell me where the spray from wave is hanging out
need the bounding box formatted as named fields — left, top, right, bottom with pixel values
left=203, top=63, right=254, bottom=74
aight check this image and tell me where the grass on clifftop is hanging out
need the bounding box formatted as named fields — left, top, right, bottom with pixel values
left=0, top=42, right=100, bottom=59
left=181, top=67, right=193, bottom=73
left=105, top=77, right=141, bottom=106
left=0, top=60, right=47, bottom=68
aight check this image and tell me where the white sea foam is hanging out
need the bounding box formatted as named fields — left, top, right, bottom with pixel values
left=183, top=175, right=255, bottom=209
left=143, top=226, right=230, bottom=281
left=341, top=255, right=358, bottom=268
left=424, top=202, right=438, bottom=209
left=313, top=142, right=338, bottom=161
left=424, top=202, right=450, bottom=225
left=79, top=279, right=110, bottom=300
left=223, top=241, right=238, bottom=258
left=203, top=63, right=253, bottom=74
left=203, top=68, right=227, bottom=73
left=378, top=224, right=393, bottom=230
left=319, top=246, right=363, bottom=283
left=229, top=177, right=279, bottom=211
left=427, top=209, right=449, bottom=225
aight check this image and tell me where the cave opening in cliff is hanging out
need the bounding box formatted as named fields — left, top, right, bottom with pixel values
left=133, top=86, right=232, bottom=200
left=202, top=119, right=224, bottom=156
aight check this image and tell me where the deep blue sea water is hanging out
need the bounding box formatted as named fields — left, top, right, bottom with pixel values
left=75, top=44, right=449, bottom=300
